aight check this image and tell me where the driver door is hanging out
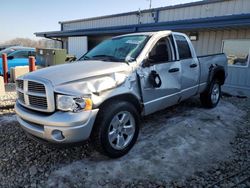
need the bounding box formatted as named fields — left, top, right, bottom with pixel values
left=138, top=36, right=181, bottom=115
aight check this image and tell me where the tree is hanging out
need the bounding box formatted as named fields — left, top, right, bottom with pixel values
left=1, top=38, right=61, bottom=49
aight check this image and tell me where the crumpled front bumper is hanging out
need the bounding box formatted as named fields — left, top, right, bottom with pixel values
left=15, top=101, right=99, bottom=143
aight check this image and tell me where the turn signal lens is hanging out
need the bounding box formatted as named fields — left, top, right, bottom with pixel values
left=84, top=98, right=92, bottom=111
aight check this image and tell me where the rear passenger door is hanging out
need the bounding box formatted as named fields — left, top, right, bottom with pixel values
left=174, top=34, right=200, bottom=100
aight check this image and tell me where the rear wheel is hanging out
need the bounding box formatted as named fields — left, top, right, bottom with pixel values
left=200, top=79, right=221, bottom=108
left=91, top=100, right=140, bottom=158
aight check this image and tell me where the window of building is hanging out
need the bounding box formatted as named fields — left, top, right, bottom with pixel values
left=174, top=35, right=192, bottom=60
left=222, top=40, right=250, bottom=67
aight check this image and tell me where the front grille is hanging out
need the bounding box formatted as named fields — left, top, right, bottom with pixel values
left=16, top=80, right=24, bottom=90
left=28, top=81, right=46, bottom=93
left=29, top=95, right=48, bottom=109
left=16, top=79, right=54, bottom=112
left=17, top=92, right=25, bottom=103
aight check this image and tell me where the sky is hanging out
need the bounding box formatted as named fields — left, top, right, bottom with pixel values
left=0, top=0, right=200, bottom=43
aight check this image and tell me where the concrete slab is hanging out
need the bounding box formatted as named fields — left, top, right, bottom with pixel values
left=10, top=66, right=29, bottom=82
left=0, top=76, right=5, bottom=96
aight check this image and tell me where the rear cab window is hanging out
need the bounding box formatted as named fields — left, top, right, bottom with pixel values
left=174, top=35, right=192, bottom=60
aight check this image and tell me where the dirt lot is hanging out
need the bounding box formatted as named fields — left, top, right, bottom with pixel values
left=0, top=96, right=249, bottom=188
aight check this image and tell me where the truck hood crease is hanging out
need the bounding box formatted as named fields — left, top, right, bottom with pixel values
left=24, top=60, right=130, bottom=86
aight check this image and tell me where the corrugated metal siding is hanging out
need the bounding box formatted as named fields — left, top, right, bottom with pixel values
left=68, top=37, right=88, bottom=58
left=139, top=12, right=155, bottom=24
left=187, top=28, right=250, bottom=56
left=63, top=15, right=138, bottom=31
left=159, top=0, right=250, bottom=22
left=222, top=65, right=250, bottom=96
left=62, top=0, right=250, bottom=31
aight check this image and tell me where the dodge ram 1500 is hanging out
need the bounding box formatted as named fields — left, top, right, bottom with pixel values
left=15, top=31, right=227, bottom=158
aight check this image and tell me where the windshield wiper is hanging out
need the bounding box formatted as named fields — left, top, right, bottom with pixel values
left=81, top=55, right=91, bottom=60
left=82, top=54, right=130, bottom=65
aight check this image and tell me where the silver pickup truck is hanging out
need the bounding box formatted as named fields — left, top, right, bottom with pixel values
left=15, top=31, right=227, bottom=158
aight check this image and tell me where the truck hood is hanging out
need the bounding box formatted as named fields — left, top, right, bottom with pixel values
left=24, top=60, right=130, bottom=86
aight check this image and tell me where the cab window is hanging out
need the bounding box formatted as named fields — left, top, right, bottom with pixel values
left=148, top=37, right=173, bottom=64
left=174, top=35, right=192, bottom=60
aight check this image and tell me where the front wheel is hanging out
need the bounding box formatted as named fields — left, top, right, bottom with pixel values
left=200, top=79, right=221, bottom=108
left=91, top=100, right=140, bottom=158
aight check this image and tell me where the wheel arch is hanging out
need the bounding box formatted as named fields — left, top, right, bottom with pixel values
left=208, top=64, right=226, bottom=85
left=98, top=93, right=143, bottom=114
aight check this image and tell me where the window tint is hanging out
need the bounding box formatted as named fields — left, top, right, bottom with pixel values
left=13, top=51, right=29, bottom=58
left=149, top=37, right=172, bottom=63
left=175, top=35, right=192, bottom=60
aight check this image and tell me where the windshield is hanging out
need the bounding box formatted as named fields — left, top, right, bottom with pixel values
left=79, top=35, right=149, bottom=62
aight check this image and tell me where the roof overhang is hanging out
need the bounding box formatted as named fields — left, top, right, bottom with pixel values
left=35, top=14, right=250, bottom=38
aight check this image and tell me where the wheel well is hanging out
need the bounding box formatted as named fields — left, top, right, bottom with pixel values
left=98, top=94, right=143, bottom=114
left=213, top=70, right=225, bottom=85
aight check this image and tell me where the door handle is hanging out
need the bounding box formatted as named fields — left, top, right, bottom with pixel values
left=190, top=63, right=198, bottom=68
left=168, top=68, right=180, bottom=73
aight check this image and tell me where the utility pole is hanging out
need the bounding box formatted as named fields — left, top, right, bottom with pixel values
left=149, top=0, right=152, bottom=9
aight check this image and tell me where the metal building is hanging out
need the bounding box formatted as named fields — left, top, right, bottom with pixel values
left=35, top=0, right=250, bottom=96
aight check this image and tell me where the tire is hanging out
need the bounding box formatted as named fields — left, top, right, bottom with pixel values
left=91, top=100, right=140, bottom=158
left=200, top=79, right=221, bottom=108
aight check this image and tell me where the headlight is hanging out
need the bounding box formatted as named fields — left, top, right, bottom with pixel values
left=56, top=95, right=92, bottom=112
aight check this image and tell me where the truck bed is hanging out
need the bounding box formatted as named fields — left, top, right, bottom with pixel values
left=198, top=53, right=228, bottom=85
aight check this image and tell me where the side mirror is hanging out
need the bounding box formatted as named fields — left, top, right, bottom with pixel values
left=142, top=58, right=151, bottom=68
left=7, top=56, right=14, bottom=60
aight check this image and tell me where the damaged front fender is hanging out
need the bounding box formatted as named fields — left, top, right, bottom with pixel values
left=54, top=72, right=128, bottom=96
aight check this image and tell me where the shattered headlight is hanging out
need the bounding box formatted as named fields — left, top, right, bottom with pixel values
left=56, top=95, right=92, bottom=112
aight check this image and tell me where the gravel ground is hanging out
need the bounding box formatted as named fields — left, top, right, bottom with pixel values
left=174, top=96, right=250, bottom=188
left=0, top=83, right=16, bottom=109
left=0, top=95, right=249, bottom=188
left=0, top=116, right=93, bottom=188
